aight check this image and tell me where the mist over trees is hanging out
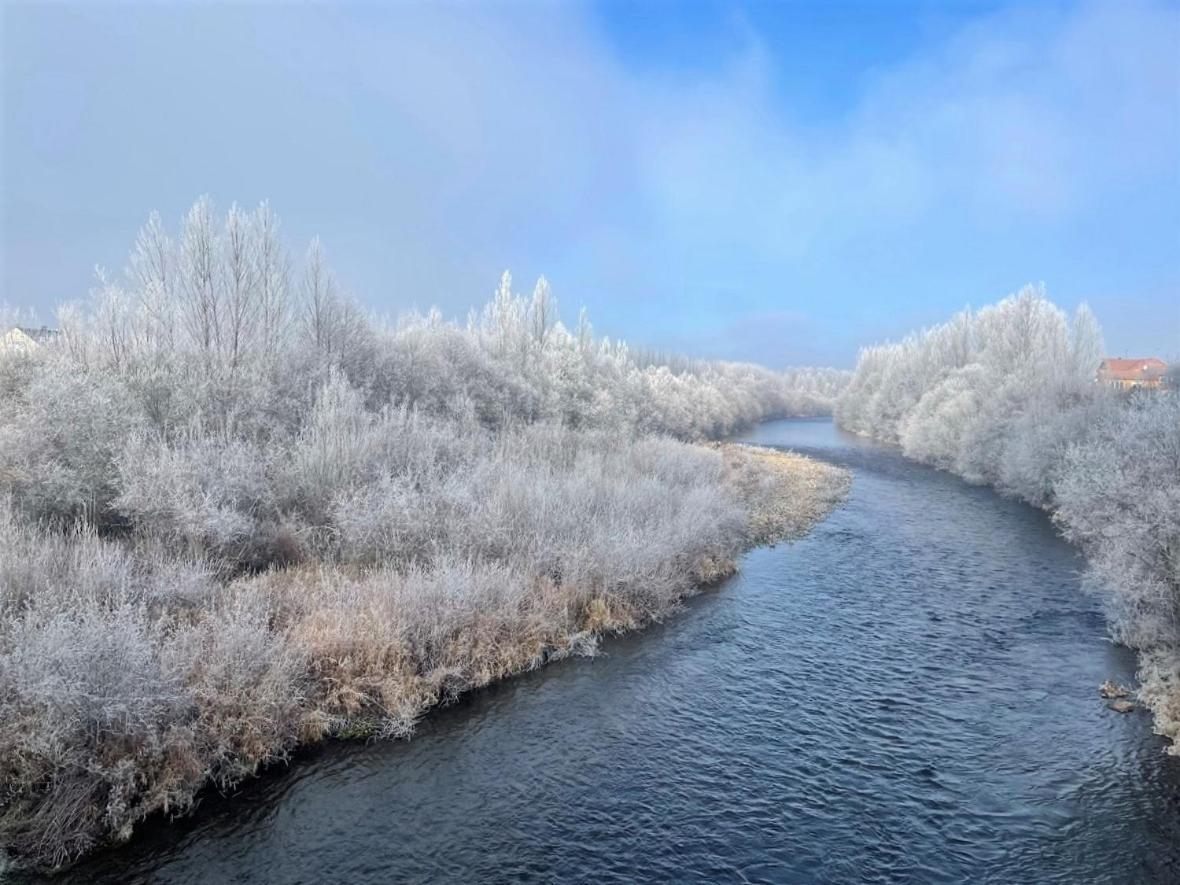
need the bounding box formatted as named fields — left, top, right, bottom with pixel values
left=0, top=199, right=850, bottom=867
left=33, top=195, right=846, bottom=452
left=1, top=195, right=852, bottom=546
left=836, top=287, right=1180, bottom=748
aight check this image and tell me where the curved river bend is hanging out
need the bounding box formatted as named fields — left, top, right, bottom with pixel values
left=27, top=419, right=1180, bottom=884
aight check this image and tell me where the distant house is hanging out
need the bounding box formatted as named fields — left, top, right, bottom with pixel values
left=1, top=326, right=60, bottom=354
left=1097, top=357, right=1168, bottom=391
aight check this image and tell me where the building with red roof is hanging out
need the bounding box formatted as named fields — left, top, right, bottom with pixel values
left=1097, top=357, right=1168, bottom=390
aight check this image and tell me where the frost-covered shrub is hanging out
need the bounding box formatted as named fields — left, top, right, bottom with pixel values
left=115, top=429, right=278, bottom=566
left=0, top=593, right=307, bottom=865
left=993, top=393, right=1109, bottom=507
left=161, top=594, right=308, bottom=789
left=0, top=502, right=306, bottom=865
left=434, top=426, right=748, bottom=610
left=330, top=473, right=441, bottom=566
left=1054, top=394, right=1180, bottom=651
left=0, top=355, right=146, bottom=525
left=281, top=370, right=383, bottom=505
left=0, top=601, right=188, bottom=864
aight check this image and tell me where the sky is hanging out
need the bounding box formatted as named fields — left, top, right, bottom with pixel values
left=2, top=0, right=1177, bottom=368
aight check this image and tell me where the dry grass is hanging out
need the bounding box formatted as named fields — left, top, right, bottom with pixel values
left=718, top=444, right=852, bottom=546
left=248, top=443, right=850, bottom=743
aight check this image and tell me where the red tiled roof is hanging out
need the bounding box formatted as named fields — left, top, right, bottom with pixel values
left=1098, top=357, right=1167, bottom=381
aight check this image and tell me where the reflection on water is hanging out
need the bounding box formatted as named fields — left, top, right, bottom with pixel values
left=27, top=419, right=1180, bottom=884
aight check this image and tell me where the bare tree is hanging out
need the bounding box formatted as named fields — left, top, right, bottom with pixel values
left=301, top=237, right=336, bottom=356
left=253, top=201, right=291, bottom=358
left=127, top=210, right=176, bottom=355
left=222, top=203, right=260, bottom=371
left=1070, top=303, right=1104, bottom=386
left=528, top=276, right=556, bottom=347
left=178, top=196, right=222, bottom=362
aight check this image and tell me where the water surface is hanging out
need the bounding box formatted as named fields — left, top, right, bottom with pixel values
left=33, top=419, right=1180, bottom=883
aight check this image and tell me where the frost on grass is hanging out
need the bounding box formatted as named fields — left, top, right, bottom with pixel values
left=836, top=286, right=1180, bottom=750
left=719, top=444, right=851, bottom=547
left=0, top=199, right=848, bottom=869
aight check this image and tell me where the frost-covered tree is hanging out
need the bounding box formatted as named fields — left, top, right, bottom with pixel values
left=178, top=195, right=222, bottom=360
left=252, top=201, right=291, bottom=357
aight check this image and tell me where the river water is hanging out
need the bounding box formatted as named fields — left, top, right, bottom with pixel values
left=31, top=419, right=1180, bottom=883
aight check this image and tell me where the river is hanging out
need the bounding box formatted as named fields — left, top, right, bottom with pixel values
left=27, top=419, right=1180, bottom=883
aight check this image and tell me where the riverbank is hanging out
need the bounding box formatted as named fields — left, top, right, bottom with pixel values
left=33, top=418, right=1180, bottom=885
left=835, top=290, right=1180, bottom=755
left=257, top=443, right=850, bottom=738
left=0, top=438, right=848, bottom=872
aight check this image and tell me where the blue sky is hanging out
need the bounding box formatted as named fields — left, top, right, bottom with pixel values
left=2, top=0, right=1177, bottom=367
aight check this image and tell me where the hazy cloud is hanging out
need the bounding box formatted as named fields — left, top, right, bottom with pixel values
left=2, top=0, right=1176, bottom=365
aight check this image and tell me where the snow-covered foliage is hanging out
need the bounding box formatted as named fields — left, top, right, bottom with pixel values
left=836, top=286, right=1180, bottom=747
left=26, top=197, right=846, bottom=458
left=0, top=199, right=849, bottom=867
